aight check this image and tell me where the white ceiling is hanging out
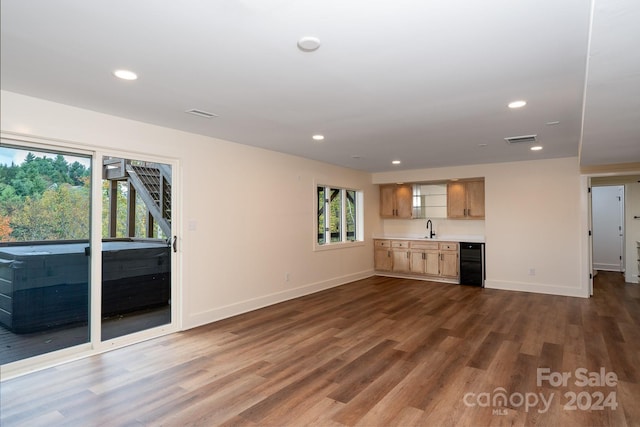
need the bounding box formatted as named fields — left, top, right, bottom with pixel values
left=1, top=0, right=638, bottom=172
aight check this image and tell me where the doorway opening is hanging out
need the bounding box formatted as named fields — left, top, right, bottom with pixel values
left=588, top=174, right=640, bottom=293
left=592, top=185, right=624, bottom=273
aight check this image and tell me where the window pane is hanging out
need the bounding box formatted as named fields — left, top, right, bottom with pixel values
left=0, top=144, right=91, bottom=364
left=317, top=186, right=325, bottom=244
left=346, top=190, right=357, bottom=241
left=329, top=188, right=341, bottom=243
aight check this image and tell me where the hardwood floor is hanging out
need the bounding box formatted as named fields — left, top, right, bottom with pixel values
left=1, top=271, right=639, bottom=426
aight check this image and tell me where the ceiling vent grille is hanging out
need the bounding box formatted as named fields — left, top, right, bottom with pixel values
left=505, top=134, right=537, bottom=144
left=185, top=109, right=218, bottom=119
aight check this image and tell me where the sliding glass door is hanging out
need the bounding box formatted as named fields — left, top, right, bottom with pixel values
left=1, top=140, right=178, bottom=373
left=0, top=142, right=92, bottom=365
left=100, top=156, right=172, bottom=340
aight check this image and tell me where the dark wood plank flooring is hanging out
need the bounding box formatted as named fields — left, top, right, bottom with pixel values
left=1, top=271, right=639, bottom=426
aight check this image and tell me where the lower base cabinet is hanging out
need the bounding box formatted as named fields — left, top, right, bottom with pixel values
left=374, top=239, right=459, bottom=282
left=439, top=242, right=459, bottom=278
left=409, top=241, right=440, bottom=275
left=374, top=240, right=393, bottom=271
left=391, top=240, right=411, bottom=273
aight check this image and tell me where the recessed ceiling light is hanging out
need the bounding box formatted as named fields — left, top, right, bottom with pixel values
left=545, top=121, right=560, bottom=126
left=392, top=160, right=401, bottom=165
left=312, top=134, right=325, bottom=141
left=508, top=100, right=527, bottom=109
left=298, top=37, right=321, bottom=52
left=113, top=69, right=138, bottom=81
left=530, top=145, right=543, bottom=151
left=478, top=143, right=488, bottom=148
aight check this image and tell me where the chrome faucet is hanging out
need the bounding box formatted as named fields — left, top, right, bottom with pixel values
left=426, top=219, right=436, bottom=239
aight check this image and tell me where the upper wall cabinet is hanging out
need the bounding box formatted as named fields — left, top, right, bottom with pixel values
left=380, top=184, right=413, bottom=219
left=447, top=179, right=485, bottom=219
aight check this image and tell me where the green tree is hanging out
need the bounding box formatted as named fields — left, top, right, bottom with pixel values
left=0, top=183, right=22, bottom=216
left=11, top=184, right=90, bottom=241
left=69, top=161, right=90, bottom=185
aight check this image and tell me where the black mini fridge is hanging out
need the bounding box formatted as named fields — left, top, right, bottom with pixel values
left=460, top=242, right=485, bottom=287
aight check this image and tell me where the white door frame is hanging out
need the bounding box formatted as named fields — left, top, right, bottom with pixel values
left=92, top=148, right=181, bottom=352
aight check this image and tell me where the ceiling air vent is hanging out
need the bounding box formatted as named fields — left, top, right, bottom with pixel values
left=504, top=134, right=537, bottom=144
left=185, top=109, right=218, bottom=119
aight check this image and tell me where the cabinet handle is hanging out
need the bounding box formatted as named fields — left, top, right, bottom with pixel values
left=388, top=250, right=391, bottom=257
left=422, top=253, right=425, bottom=260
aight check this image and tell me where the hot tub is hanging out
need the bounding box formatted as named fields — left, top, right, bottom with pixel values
left=0, top=239, right=170, bottom=333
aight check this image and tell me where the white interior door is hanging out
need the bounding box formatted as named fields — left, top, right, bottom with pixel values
left=592, top=186, right=624, bottom=271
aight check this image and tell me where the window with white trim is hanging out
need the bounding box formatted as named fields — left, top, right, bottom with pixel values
left=317, top=185, right=362, bottom=245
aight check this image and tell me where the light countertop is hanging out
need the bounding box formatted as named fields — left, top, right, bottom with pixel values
left=372, top=234, right=485, bottom=243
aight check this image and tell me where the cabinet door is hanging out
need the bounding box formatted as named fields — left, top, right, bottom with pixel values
left=395, top=185, right=413, bottom=219
left=440, top=251, right=459, bottom=278
left=447, top=182, right=466, bottom=218
left=374, top=249, right=393, bottom=271
left=409, top=251, right=425, bottom=274
left=392, top=249, right=411, bottom=272
left=466, top=180, right=485, bottom=219
left=380, top=185, right=396, bottom=218
left=425, top=250, right=440, bottom=275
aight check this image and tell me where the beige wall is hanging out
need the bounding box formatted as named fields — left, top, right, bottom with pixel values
left=1, top=90, right=382, bottom=330
left=1, top=89, right=596, bottom=313
left=373, top=157, right=589, bottom=297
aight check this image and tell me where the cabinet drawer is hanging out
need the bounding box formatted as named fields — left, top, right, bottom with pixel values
left=391, top=241, right=410, bottom=249
left=374, top=240, right=391, bottom=248
left=411, top=241, right=438, bottom=250
left=439, top=242, right=458, bottom=251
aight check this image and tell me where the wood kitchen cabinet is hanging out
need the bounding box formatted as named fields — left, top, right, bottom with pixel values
left=439, top=242, right=459, bottom=278
left=374, top=239, right=460, bottom=282
left=409, top=241, right=439, bottom=275
left=380, top=184, right=413, bottom=219
left=374, top=240, right=393, bottom=271
left=447, top=179, right=485, bottom=219
left=391, top=241, right=411, bottom=273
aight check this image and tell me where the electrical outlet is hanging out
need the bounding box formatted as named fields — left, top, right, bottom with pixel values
left=529, top=268, right=536, bottom=276
left=285, top=272, right=290, bottom=282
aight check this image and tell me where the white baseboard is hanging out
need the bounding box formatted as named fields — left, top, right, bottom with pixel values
left=485, top=279, right=589, bottom=298
left=593, top=263, right=622, bottom=271
left=625, top=272, right=639, bottom=284
left=373, top=272, right=459, bottom=285
left=184, top=270, right=375, bottom=330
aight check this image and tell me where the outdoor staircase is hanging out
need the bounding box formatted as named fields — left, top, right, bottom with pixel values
left=125, top=163, right=172, bottom=237
left=103, top=158, right=172, bottom=237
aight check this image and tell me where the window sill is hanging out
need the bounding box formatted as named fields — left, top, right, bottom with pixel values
left=314, top=240, right=365, bottom=252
